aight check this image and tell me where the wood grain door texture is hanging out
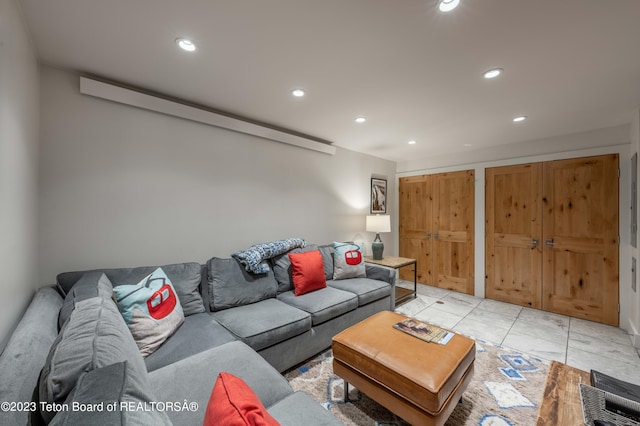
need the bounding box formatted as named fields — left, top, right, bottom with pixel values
left=399, top=171, right=475, bottom=295
left=485, top=163, right=543, bottom=308
left=433, top=171, right=475, bottom=295
left=399, top=175, right=432, bottom=284
left=485, top=154, right=619, bottom=326
left=542, top=154, right=619, bottom=326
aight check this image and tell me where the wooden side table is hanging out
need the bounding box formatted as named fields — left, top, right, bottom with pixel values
left=364, top=255, right=417, bottom=306
left=536, top=361, right=590, bottom=425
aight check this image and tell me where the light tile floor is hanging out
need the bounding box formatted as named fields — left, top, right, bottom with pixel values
left=395, top=280, right=640, bottom=384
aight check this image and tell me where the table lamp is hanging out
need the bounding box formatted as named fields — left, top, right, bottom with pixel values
left=366, top=215, right=391, bottom=260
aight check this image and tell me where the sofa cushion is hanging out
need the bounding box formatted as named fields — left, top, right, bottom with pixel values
left=49, top=361, right=171, bottom=425
left=58, top=272, right=113, bottom=330
left=148, top=341, right=294, bottom=425
left=327, top=277, right=392, bottom=306
left=267, top=391, right=342, bottom=426
left=332, top=242, right=366, bottom=280
left=212, top=299, right=311, bottom=351
left=39, top=296, right=147, bottom=423
left=113, top=267, right=185, bottom=357
left=56, top=262, right=205, bottom=316
left=277, top=287, right=358, bottom=326
left=289, top=250, right=326, bottom=296
left=204, top=372, right=280, bottom=426
left=272, top=244, right=318, bottom=293
left=207, top=257, right=278, bottom=311
left=144, top=313, right=236, bottom=372
left=318, top=244, right=335, bottom=281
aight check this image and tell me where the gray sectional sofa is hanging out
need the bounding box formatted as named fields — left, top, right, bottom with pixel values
left=0, top=243, right=395, bottom=425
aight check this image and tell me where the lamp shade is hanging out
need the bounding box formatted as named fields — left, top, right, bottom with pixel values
left=366, top=215, right=391, bottom=233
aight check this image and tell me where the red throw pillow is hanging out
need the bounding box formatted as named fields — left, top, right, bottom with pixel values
left=288, top=250, right=327, bottom=296
left=203, top=372, right=280, bottom=426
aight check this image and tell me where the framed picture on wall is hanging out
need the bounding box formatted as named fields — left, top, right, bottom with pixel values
left=371, top=178, right=387, bottom=214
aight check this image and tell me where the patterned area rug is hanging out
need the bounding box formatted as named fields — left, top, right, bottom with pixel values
left=284, top=339, right=549, bottom=425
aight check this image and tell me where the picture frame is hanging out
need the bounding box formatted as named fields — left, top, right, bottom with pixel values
left=371, top=178, right=387, bottom=214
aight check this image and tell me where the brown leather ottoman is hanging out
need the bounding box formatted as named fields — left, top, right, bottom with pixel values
left=332, top=311, right=475, bottom=426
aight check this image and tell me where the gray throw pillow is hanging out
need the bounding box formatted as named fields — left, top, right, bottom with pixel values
left=39, top=297, right=147, bottom=423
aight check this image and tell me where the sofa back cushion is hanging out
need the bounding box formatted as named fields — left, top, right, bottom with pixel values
left=49, top=361, right=170, bottom=425
left=207, top=257, right=278, bottom=311
left=58, top=272, right=113, bottom=330
left=271, top=244, right=318, bottom=293
left=317, top=244, right=335, bottom=281
left=39, top=296, right=147, bottom=423
left=56, top=262, right=205, bottom=316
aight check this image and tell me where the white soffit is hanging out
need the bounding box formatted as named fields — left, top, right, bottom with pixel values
left=79, top=77, right=336, bottom=156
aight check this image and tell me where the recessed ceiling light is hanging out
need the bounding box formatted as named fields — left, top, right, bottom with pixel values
left=438, top=0, right=460, bottom=12
left=291, top=89, right=305, bottom=97
left=355, top=117, right=367, bottom=123
left=463, top=143, right=472, bottom=147
left=484, top=68, right=503, bottom=79
left=513, top=116, right=527, bottom=123
left=176, top=38, right=196, bottom=52
left=408, top=140, right=417, bottom=145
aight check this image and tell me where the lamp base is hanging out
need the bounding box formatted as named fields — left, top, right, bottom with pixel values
left=372, top=233, right=384, bottom=260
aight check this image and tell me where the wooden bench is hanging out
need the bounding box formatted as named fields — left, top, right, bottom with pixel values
left=536, top=360, right=590, bottom=425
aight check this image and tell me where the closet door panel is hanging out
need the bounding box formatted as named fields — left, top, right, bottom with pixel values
left=485, top=164, right=543, bottom=308
left=542, top=154, right=619, bottom=326
left=399, top=176, right=432, bottom=284
left=433, top=170, right=474, bottom=294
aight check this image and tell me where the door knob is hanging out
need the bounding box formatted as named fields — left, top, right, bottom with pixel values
left=532, top=239, right=539, bottom=248
left=426, top=232, right=432, bottom=239
left=434, top=232, right=439, bottom=240
left=545, top=239, right=554, bottom=247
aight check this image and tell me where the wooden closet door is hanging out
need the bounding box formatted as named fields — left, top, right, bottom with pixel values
left=485, top=163, right=543, bottom=308
left=433, top=170, right=475, bottom=294
left=399, top=176, right=433, bottom=284
left=542, top=154, right=619, bottom=326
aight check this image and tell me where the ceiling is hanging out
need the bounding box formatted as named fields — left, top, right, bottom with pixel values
left=19, top=0, right=640, bottom=162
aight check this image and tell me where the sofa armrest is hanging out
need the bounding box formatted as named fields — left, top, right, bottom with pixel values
left=365, top=263, right=396, bottom=285
left=0, top=287, right=63, bottom=426
left=365, top=264, right=396, bottom=310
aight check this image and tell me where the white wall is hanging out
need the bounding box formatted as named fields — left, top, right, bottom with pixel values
left=0, top=0, right=40, bottom=350
left=396, top=126, right=634, bottom=336
left=38, top=66, right=396, bottom=284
